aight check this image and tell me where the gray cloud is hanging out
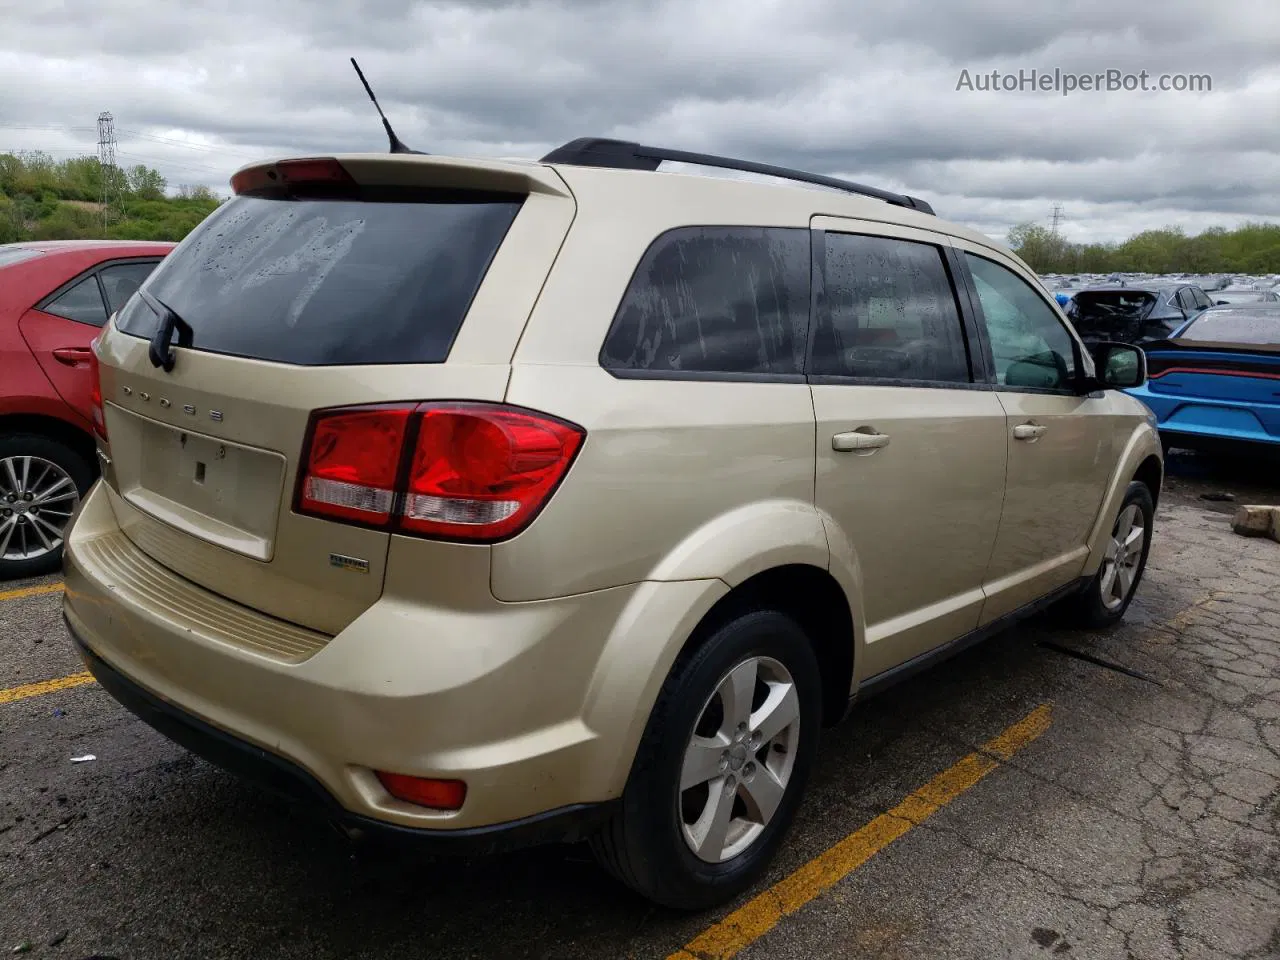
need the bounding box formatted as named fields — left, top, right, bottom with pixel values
left=0, top=0, right=1277, bottom=243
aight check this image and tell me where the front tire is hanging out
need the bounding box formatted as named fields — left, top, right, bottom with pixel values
left=0, top=434, right=94, bottom=580
left=591, top=609, right=822, bottom=910
left=1063, top=481, right=1154, bottom=629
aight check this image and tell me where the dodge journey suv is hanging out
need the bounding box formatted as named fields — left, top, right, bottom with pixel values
left=63, top=139, right=1162, bottom=909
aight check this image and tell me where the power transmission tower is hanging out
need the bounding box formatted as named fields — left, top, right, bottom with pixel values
left=1049, top=203, right=1065, bottom=236
left=97, top=111, right=120, bottom=228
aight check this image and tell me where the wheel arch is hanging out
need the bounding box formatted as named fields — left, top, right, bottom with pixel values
left=0, top=412, right=97, bottom=476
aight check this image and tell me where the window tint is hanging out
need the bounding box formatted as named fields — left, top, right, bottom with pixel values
left=966, top=253, right=1077, bottom=391
left=98, top=262, right=159, bottom=314
left=1191, top=287, right=1212, bottom=310
left=811, top=233, right=970, bottom=382
left=1176, top=288, right=1196, bottom=312
left=43, top=276, right=108, bottom=326
left=115, top=194, right=522, bottom=366
left=599, top=226, right=809, bottom=375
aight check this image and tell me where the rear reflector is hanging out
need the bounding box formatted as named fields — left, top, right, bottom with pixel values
left=375, top=772, right=467, bottom=811
left=295, top=402, right=584, bottom=542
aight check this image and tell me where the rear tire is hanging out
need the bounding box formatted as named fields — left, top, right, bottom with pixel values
left=591, top=609, right=822, bottom=910
left=0, top=433, right=94, bottom=580
left=1060, top=481, right=1154, bottom=629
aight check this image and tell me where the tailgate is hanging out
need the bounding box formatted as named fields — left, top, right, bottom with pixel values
left=91, top=154, right=575, bottom=634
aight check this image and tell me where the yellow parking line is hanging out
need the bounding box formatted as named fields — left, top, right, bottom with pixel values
left=0, top=582, right=65, bottom=602
left=667, top=704, right=1053, bottom=960
left=0, top=672, right=95, bottom=706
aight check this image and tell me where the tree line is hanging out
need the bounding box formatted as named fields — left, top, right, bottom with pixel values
left=0, top=151, right=221, bottom=244
left=1007, top=221, right=1280, bottom=276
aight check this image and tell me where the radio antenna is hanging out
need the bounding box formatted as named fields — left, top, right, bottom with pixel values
left=350, top=58, right=424, bottom=155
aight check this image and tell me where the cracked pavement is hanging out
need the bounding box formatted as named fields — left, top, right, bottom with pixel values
left=2, top=451, right=1278, bottom=959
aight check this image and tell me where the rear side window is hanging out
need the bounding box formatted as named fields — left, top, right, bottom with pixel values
left=99, top=261, right=159, bottom=314
left=115, top=194, right=523, bottom=366
left=43, top=276, right=109, bottom=326
left=810, top=233, right=971, bottom=383
left=599, top=227, right=810, bottom=376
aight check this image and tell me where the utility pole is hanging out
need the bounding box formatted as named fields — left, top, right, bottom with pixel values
left=96, top=111, right=119, bottom=228
left=1049, top=203, right=1065, bottom=236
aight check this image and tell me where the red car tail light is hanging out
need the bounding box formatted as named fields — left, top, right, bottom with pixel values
left=295, top=402, right=584, bottom=542
left=88, top=340, right=107, bottom=441
left=297, top=407, right=412, bottom=526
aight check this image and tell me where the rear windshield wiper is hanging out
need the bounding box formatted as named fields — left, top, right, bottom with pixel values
left=140, top=290, right=194, bottom=373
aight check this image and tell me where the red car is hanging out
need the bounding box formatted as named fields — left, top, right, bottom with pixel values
left=1, top=240, right=174, bottom=578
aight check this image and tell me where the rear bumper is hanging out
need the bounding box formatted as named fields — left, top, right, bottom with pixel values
left=62, top=481, right=715, bottom=837
left=67, top=620, right=613, bottom=853
left=1126, top=386, right=1280, bottom=447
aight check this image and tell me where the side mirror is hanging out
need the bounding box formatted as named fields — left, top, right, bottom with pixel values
left=1089, top=341, right=1146, bottom=390
left=1215, top=299, right=1229, bottom=306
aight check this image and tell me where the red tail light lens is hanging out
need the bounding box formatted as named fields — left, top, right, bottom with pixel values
left=231, top=157, right=357, bottom=198
left=88, top=340, right=107, bottom=441
left=298, top=407, right=412, bottom=525
left=295, top=402, right=584, bottom=542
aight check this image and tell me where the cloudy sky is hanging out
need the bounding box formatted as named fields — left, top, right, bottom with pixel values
left=1, top=0, right=1276, bottom=244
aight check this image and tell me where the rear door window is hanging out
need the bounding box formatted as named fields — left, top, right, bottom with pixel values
left=43, top=276, right=109, bottom=326
left=599, top=226, right=810, bottom=376
left=99, top=261, right=160, bottom=314
left=810, top=232, right=971, bottom=383
left=114, top=194, right=523, bottom=366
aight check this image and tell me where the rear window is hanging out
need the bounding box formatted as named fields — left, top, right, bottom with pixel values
left=0, top=247, right=43, bottom=269
left=1071, top=290, right=1157, bottom=336
left=1179, top=309, right=1280, bottom=346
left=114, top=193, right=523, bottom=366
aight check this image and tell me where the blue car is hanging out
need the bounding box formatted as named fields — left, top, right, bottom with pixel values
left=1126, top=303, right=1280, bottom=453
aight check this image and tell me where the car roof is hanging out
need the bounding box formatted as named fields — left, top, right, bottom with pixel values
left=236, top=151, right=1012, bottom=262
left=1075, top=284, right=1177, bottom=296
left=2, top=240, right=175, bottom=253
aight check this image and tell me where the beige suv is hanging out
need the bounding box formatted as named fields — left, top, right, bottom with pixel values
left=63, top=139, right=1161, bottom=909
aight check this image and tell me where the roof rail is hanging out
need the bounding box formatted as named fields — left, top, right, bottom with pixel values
left=539, top=138, right=935, bottom=216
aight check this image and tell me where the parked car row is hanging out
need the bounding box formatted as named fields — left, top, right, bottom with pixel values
left=14, top=145, right=1165, bottom=909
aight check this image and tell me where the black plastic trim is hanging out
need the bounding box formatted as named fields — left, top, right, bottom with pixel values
left=855, top=577, right=1089, bottom=699
left=67, top=620, right=616, bottom=854
left=806, top=376, right=993, bottom=391
left=603, top=368, right=807, bottom=384
left=541, top=138, right=935, bottom=214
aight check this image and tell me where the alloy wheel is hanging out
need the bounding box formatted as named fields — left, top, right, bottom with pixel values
left=1100, top=503, right=1145, bottom=610
left=0, top=456, right=82, bottom=561
left=679, top=655, right=801, bottom=863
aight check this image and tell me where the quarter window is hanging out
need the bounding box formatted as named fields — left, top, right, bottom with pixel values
left=810, top=233, right=971, bottom=382
left=599, top=227, right=810, bottom=376
left=43, top=276, right=108, bottom=326
left=966, top=253, right=1077, bottom=391
left=98, top=262, right=159, bottom=314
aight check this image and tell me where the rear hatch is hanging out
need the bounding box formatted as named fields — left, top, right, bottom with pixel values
left=1071, top=290, right=1158, bottom=342
left=92, top=154, right=574, bottom=634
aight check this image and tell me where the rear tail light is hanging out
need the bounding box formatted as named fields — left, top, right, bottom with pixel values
left=88, top=339, right=107, bottom=441
left=296, top=402, right=584, bottom=542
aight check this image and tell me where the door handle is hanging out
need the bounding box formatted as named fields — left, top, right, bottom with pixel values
left=52, top=347, right=93, bottom=367
left=1012, top=422, right=1047, bottom=441
left=833, top=430, right=891, bottom=452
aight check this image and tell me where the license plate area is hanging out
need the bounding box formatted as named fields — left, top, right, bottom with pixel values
left=110, top=406, right=287, bottom=561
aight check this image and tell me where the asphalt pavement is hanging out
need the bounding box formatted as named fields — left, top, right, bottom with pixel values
left=2, top=451, right=1278, bottom=960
